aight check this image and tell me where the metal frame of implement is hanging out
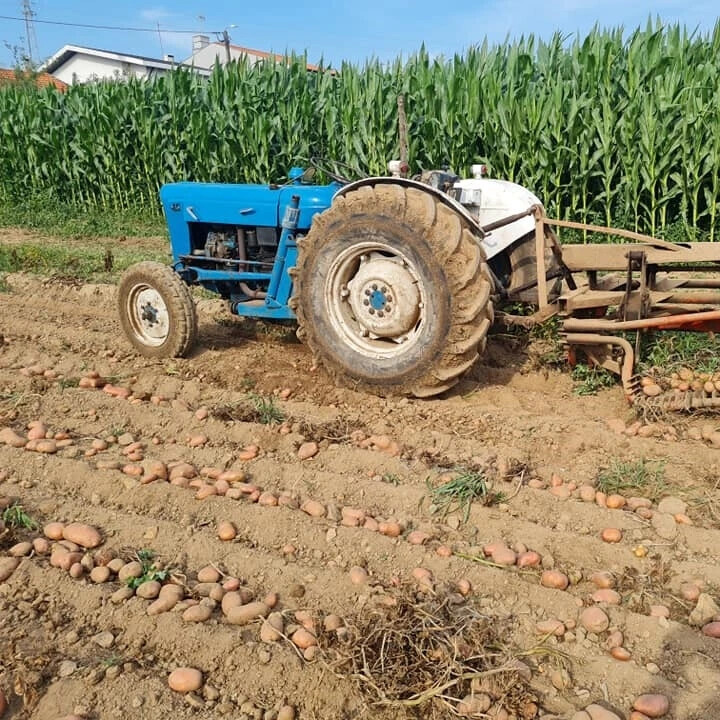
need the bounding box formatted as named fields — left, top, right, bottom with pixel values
left=492, top=206, right=720, bottom=406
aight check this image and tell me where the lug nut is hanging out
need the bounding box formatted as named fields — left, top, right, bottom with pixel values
left=369, top=309, right=375, bottom=315
left=363, top=299, right=369, bottom=306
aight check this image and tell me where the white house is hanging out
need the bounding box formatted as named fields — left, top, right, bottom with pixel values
left=183, top=35, right=320, bottom=72
left=40, top=44, right=210, bottom=85
left=41, top=37, right=319, bottom=85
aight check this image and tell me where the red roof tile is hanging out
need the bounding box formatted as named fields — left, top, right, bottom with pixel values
left=0, top=68, right=67, bottom=91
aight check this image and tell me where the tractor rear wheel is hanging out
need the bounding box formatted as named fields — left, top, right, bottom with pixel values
left=118, top=261, right=197, bottom=358
left=293, top=184, right=494, bottom=397
left=502, top=232, right=561, bottom=303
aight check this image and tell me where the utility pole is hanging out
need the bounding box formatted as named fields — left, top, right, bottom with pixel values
left=222, top=30, right=231, bottom=63
left=156, top=21, right=164, bottom=56
left=21, top=0, right=38, bottom=66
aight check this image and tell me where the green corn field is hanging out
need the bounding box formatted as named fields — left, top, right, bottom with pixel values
left=1, top=20, right=720, bottom=239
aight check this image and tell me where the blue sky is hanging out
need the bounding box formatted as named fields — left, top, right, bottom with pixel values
left=0, top=0, right=718, bottom=68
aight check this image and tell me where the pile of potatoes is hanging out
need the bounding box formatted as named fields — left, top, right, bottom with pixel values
left=0, top=421, right=74, bottom=454
left=640, top=367, right=720, bottom=398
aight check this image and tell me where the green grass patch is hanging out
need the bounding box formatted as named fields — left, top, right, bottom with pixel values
left=638, top=331, right=720, bottom=375
left=428, top=469, right=505, bottom=522
left=0, top=195, right=164, bottom=238
left=595, top=459, right=666, bottom=501
left=0, top=242, right=169, bottom=282
left=2, top=502, right=38, bottom=530
left=571, top=364, right=617, bottom=395
left=0, top=273, right=8, bottom=292
left=250, top=393, right=284, bottom=425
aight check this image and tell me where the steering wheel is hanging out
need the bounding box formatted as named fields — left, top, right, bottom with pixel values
left=306, top=157, right=351, bottom=185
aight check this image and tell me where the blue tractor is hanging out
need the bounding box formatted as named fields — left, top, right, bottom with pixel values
left=118, top=163, right=549, bottom=396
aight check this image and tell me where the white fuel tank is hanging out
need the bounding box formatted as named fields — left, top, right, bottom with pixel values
left=453, top=178, right=542, bottom=260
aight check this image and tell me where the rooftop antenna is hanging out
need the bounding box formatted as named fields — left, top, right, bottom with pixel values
left=21, top=0, right=38, bottom=65
left=156, top=21, right=164, bottom=55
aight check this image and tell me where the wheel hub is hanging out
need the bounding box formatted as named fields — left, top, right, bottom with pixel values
left=132, top=287, right=169, bottom=343
left=347, top=255, right=420, bottom=338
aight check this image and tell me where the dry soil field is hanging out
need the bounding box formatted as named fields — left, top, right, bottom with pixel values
left=1, top=232, right=720, bottom=720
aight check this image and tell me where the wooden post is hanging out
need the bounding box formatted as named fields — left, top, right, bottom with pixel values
left=397, top=94, right=408, bottom=177
left=534, top=206, right=548, bottom=309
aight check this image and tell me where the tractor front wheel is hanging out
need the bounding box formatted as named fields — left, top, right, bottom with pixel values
left=293, top=184, right=494, bottom=397
left=118, top=261, right=197, bottom=358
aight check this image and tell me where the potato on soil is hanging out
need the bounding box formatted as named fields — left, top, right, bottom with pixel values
left=197, top=566, right=221, bottom=583
left=297, top=441, right=319, bottom=460
left=349, top=566, right=368, bottom=585
left=136, top=580, right=162, bottom=599
left=0, top=557, right=20, bottom=582
left=118, top=561, right=143, bottom=582
left=580, top=606, right=610, bottom=633
left=168, top=667, right=203, bottom=693
left=491, top=546, right=517, bottom=566
left=517, top=550, right=541, bottom=567
left=291, top=627, right=317, bottom=649
left=90, top=566, right=111, bottom=583
left=44, top=522, right=65, bottom=540
left=323, top=614, right=343, bottom=632
left=147, top=588, right=184, bottom=615
left=536, top=619, right=565, bottom=636
left=260, top=612, right=284, bottom=642
left=541, top=570, right=569, bottom=590
left=702, top=621, right=720, bottom=638
left=592, top=589, right=621, bottom=605
left=301, top=499, right=326, bottom=517
left=9, top=541, right=32, bottom=557
left=601, top=527, right=623, bottom=543
left=632, top=694, right=670, bottom=718
left=62, top=523, right=103, bottom=549
left=33, top=537, right=50, bottom=554
left=183, top=605, right=213, bottom=622
left=591, top=571, right=615, bottom=589
left=226, top=601, right=270, bottom=625
left=112, top=586, right=136, bottom=604
left=0, top=428, right=26, bottom=447
left=378, top=521, right=402, bottom=537
left=217, top=521, right=237, bottom=541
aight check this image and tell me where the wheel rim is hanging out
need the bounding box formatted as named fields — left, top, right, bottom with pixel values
left=325, top=241, right=426, bottom=359
left=125, top=284, right=170, bottom=347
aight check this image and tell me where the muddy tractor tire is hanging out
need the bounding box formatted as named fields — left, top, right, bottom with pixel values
left=118, top=261, right=197, bottom=358
left=293, top=184, right=494, bottom=397
left=501, top=232, right=561, bottom=303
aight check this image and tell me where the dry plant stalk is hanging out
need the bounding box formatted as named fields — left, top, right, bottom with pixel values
left=322, top=589, right=540, bottom=718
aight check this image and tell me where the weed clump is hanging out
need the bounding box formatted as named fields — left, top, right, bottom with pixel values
left=2, top=503, right=38, bottom=531
left=571, top=364, right=617, bottom=395
left=595, top=458, right=666, bottom=501
left=324, top=589, right=543, bottom=718
left=428, top=469, right=505, bottom=522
